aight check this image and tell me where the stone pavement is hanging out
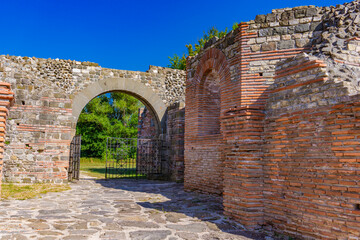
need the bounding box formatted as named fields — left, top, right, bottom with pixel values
left=0, top=175, right=267, bottom=240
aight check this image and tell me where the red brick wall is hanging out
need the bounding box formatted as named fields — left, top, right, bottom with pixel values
left=186, top=23, right=305, bottom=229
left=263, top=54, right=360, bottom=239
left=222, top=107, right=265, bottom=229
left=0, top=82, right=14, bottom=197
left=264, top=102, right=360, bottom=239
left=185, top=5, right=360, bottom=235
left=185, top=48, right=230, bottom=195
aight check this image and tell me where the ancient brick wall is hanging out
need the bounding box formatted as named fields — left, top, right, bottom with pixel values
left=263, top=53, right=360, bottom=238
left=185, top=48, right=231, bottom=195
left=164, top=102, right=185, bottom=182
left=0, top=83, right=14, bottom=196
left=138, top=108, right=157, bottom=139
left=185, top=0, right=360, bottom=236
left=137, top=103, right=185, bottom=181
left=0, top=56, right=185, bottom=184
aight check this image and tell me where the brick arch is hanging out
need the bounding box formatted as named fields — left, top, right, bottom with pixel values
left=193, top=48, right=231, bottom=88
left=72, top=77, right=166, bottom=137
left=193, top=48, right=231, bottom=134
left=184, top=48, right=231, bottom=196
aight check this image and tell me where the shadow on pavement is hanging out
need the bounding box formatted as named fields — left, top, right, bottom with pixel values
left=94, top=178, right=267, bottom=240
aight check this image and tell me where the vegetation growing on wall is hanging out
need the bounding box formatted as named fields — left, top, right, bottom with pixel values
left=76, top=92, right=143, bottom=158
left=168, top=24, right=239, bottom=70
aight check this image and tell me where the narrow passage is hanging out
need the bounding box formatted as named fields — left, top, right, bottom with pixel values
left=0, top=175, right=266, bottom=240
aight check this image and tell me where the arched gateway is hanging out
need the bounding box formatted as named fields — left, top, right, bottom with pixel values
left=72, top=77, right=167, bottom=136
left=0, top=55, right=185, bottom=185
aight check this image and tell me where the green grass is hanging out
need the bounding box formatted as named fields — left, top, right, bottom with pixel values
left=80, top=157, right=107, bottom=179
left=1, top=183, right=71, bottom=200
left=80, top=157, right=144, bottom=179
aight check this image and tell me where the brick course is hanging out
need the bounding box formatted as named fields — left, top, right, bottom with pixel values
left=185, top=0, right=360, bottom=237
left=0, top=82, right=14, bottom=196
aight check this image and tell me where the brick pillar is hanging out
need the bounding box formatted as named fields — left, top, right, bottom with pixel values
left=0, top=82, right=14, bottom=197
left=222, top=107, right=264, bottom=230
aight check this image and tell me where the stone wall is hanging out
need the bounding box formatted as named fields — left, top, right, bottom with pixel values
left=0, top=55, right=185, bottom=183
left=138, top=102, right=185, bottom=182
left=138, top=108, right=157, bottom=139
left=164, top=102, right=185, bottom=182
left=185, top=0, right=360, bottom=237
left=0, top=83, right=14, bottom=196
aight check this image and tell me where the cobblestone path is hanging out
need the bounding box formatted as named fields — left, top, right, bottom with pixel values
left=0, top=176, right=266, bottom=240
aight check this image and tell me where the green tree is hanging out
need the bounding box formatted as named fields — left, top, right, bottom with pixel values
left=168, top=24, right=239, bottom=70
left=76, top=92, right=143, bottom=158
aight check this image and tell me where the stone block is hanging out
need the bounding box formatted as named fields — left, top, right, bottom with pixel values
left=295, top=23, right=310, bottom=33
left=259, top=28, right=274, bottom=37
left=261, top=42, right=277, bottom=51
left=296, top=38, right=309, bottom=47
left=255, top=14, right=266, bottom=23
left=294, top=9, right=306, bottom=18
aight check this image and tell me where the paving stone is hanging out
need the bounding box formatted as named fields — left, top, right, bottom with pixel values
left=176, top=232, right=199, bottom=240
left=53, top=223, right=67, bottom=230
left=27, top=222, right=50, bottom=230
left=206, top=222, right=221, bottom=231
left=129, top=230, right=171, bottom=240
left=1, top=234, right=28, bottom=240
left=165, top=212, right=186, bottom=223
left=37, top=230, right=64, bottom=236
left=99, top=231, right=126, bottom=239
left=38, top=237, right=58, bottom=240
left=103, top=222, right=122, bottom=230
left=0, top=175, right=263, bottom=240
left=62, top=236, right=89, bottom=240
left=68, top=229, right=98, bottom=235
left=118, top=221, right=160, bottom=228
left=166, top=223, right=207, bottom=233
left=69, top=222, right=88, bottom=230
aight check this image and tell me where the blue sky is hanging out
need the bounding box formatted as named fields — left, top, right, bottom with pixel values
left=0, top=0, right=346, bottom=72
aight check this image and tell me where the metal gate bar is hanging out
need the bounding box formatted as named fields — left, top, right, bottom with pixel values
left=68, top=135, right=81, bottom=181
left=105, top=137, right=162, bottom=179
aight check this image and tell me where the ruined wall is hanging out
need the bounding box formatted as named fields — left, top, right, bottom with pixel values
left=0, top=83, right=14, bottom=196
left=138, top=108, right=157, bottom=139
left=264, top=53, right=360, bottom=239
left=166, top=102, right=185, bottom=181
left=185, top=48, right=230, bottom=195
left=185, top=0, right=360, bottom=237
left=0, top=56, right=185, bottom=183
left=138, top=102, right=185, bottom=182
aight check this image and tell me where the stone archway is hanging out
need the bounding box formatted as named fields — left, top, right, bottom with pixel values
left=0, top=56, right=185, bottom=184
left=72, top=77, right=167, bottom=137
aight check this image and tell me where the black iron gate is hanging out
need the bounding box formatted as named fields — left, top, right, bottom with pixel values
left=68, top=135, right=81, bottom=181
left=105, top=137, right=162, bottom=179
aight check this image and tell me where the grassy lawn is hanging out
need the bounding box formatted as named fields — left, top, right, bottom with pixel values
left=80, top=157, right=144, bottom=179
left=1, top=183, right=71, bottom=200
left=80, top=157, right=107, bottom=179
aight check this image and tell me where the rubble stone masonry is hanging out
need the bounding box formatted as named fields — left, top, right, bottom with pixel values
left=1, top=0, right=360, bottom=238
left=0, top=56, right=185, bottom=184
left=186, top=0, right=360, bottom=238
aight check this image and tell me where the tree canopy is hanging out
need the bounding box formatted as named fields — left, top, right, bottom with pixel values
left=168, top=24, right=239, bottom=70
left=76, top=92, right=143, bottom=158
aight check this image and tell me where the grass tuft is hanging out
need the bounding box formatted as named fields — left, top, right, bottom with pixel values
left=1, top=183, right=71, bottom=200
